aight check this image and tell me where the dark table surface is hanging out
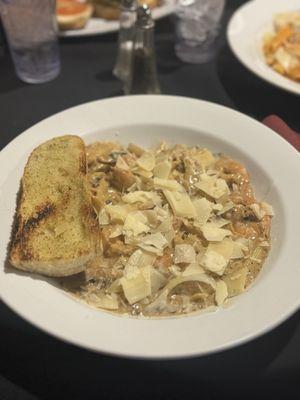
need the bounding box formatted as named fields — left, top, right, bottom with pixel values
left=0, top=1, right=300, bottom=399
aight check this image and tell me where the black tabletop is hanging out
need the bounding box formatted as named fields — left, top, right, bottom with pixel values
left=0, top=1, right=299, bottom=399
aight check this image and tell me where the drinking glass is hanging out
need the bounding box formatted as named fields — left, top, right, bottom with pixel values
left=174, top=0, right=226, bottom=64
left=0, top=0, right=60, bottom=83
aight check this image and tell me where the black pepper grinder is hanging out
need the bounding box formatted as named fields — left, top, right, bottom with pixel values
left=113, top=0, right=137, bottom=83
left=126, top=4, right=161, bottom=95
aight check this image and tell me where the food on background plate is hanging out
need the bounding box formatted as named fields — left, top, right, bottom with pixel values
left=56, top=0, right=94, bottom=31
left=56, top=0, right=161, bottom=31
left=9, top=136, right=273, bottom=317
left=92, top=0, right=160, bottom=21
left=263, top=11, right=300, bottom=82
left=9, top=136, right=99, bottom=277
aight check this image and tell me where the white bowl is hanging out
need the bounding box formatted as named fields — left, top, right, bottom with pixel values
left=228, top=0, right=300, bottom=96
left=0, top=95, right=300, bottom=359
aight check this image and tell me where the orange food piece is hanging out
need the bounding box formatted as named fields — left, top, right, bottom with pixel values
left=288, top=66, right=300, bottom=80
left=270, top=26, right=294, bottom=52
left=57, top=2, right=89, bottom=16
left=273, top=62, right=285, bottom=75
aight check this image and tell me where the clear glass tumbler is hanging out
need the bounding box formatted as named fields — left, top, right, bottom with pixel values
left=174, top=0, right=226, bottom=64
left=0, top=0, right=60, bottom=83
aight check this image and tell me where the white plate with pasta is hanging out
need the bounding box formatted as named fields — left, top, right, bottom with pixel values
left=0, top=95, right=300, bottom=358
left=227, top=0, right=300, bottom=96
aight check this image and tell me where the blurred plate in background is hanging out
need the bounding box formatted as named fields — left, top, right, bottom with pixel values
left=227, top=0, right=300, bottom=96
left=59, top=0, right=175, bottom=37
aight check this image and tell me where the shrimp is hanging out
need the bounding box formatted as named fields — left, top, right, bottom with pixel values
left=215, top=158, right=255, bottom=205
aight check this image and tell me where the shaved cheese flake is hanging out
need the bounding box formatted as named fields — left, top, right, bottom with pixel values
left=232, top=183, right=239, bottom=192
left=137, top=151, right=155, bottom=171
left=182, top=263, right=205, bottom=276
left=201, top=250, right=228, bottom=275
left=231, top=239, right=248, bottom=259
left=261, top=201, right=275, bottom=216
left=98, top=208, right=110, bottom=225
left=274, top=47, right=294, bottom=71
left=127, top=181, right=138, bottom=193
left=259, top=240, right=270, bottom=248
left=174, top=244, right=196, bottom=264
left=116, top=155, right=129, bottom=170
left=156, top=217, right=175, bottom=244
left=121, top=266, right=152, bottom=304
left=150, top=268, right=167, bottom=294
left=154, top=205, right=170, bottom=221
left=156, top=216, right=172, bottom=232
left=215, top=280, right=228, bottom=306
left=87, top=292, right=119, bottom=310
left=138, top=232, right=168, bottom=255
left=201, top=222, right=232, bottom=241
left=166, top=273, right=216, bottom=292
left=128, top=142, right=144, bottom=156
left=105, top=204, right=131, bottom=223
left=123, top=212, right=150, bottom=238
left=208, top=238, right=234, bottom=259
left=140, top=210, right=157, bottom=227
left=223, top=267, right=247, bottom=297
left=193, top=148, right=215, bottom=169
left=210, top=216, right=230, bottom=228
left=195, top=175, right=229, bottom=199
left=193, top=198, right=213, bottom=224
left=138, top=245, right=163, bottom=255
left=124, top=249, right=156, bottom=280
left=139, top=252, right=156, bottom=266
left=169, top=265, right=182, bottom=276
left=107, top=279, right=122, bottom=294
left=124, top=264, right=140, bottom=280
left=121, top=265, right=166, bottom=304
left=218, top=201, right=234, bottom=215
left=122, top=191, right=161, bottom=207
left=236, top=237, right=249, bottom=249
left=154, top=177, right=182, bottom=191
left=109, top=224, right=123, bottom=238
left=212, top=203, right=223, bottom=211
left=163, top=189, right=197, bottom=218
left=206, top=168, right=218, bottom=176
left=153, top=160, right=172, bottom=179
left=145, top=273, right=216, bottom=314
left=250, top=203, right=266, bottom=220
left=132, top=167, right=153, bottom=178
left=125, top=249, right=156, bottom=272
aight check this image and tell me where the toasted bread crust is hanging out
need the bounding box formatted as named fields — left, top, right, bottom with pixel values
left=57, top=2, right=94, bottom=30
left=9, top=135, right=99, bottom=277
left=93, top=0, right=160, bottom=20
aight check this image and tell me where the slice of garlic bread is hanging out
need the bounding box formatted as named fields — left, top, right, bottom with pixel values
left=9, top=135, right=99, bottom=277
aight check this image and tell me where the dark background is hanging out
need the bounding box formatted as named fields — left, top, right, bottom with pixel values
left=0, top=1, right=299, bottom=399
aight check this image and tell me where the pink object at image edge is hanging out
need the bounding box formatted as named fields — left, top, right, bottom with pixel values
left=263, top=115, right=300, bottom=151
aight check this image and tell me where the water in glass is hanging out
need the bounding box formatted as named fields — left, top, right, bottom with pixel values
left=175, top=0, right=225, bottom=63
left=0, top=0, right=60, bottom=83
